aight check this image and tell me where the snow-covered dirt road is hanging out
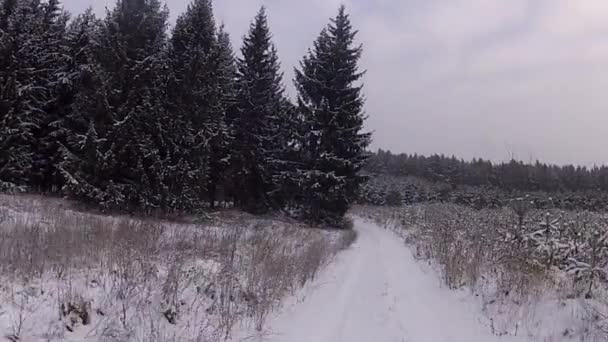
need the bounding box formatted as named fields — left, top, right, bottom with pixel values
left=240, top=218, right=524, bottom=342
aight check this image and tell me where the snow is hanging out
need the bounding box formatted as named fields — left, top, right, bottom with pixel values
left=0, top=195, right=351, bottom=341
left=235, top=218, right=524, bottom=342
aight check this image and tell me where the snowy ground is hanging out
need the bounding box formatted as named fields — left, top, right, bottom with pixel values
left=0, top=194, right=353, bottom=341
left=235, top=218, right=525, bottom=342
left=3, top=196, right=604, bottom=341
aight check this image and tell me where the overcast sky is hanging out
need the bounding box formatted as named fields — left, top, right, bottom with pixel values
left=62, top=0, right=608, bottom=166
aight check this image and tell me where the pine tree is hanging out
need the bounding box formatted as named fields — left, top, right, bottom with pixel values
left=59, top=8, right=112, bottom=203
left=233, top=7, right=287, bottom=213
left=294, top=5, right=371, bottom=224
left=104, top=0, right=171, bottom=211
left=168, top=0, right=228, bottom=209
left=0, top=0, right=32, bottom=190
left=207, top=24, right=237, bottom=208
left=62, top=0, right=172, bottom=211
left=30, top=0, right=71, bottom=190
left=0, top=0, right=69, bottom=191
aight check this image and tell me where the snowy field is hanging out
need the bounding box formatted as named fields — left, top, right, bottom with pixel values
left=356, top=205, right=608, bottom=341
left=2, top=195, right=606, bottom=341
left=0, top=194, right=353, bottom=341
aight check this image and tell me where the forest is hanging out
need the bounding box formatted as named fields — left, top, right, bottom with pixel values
left=361, top=149, right=608, bottom=211
left=0, top=0, right=370, bottom=225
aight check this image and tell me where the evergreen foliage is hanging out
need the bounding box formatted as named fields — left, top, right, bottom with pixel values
left=62, top=0, right=172, bottom=210
left=209, top=24, right=237, bottom=208
left=0, top=1, right=370, bottom=224
left=0, top=0, right=69, bottom=191
left=294, top=6, right=371, bottom=224
left=168, top=0, right=218, bottom=209
left=59, top=8, right=107, bottom=201
left=365, top=150, right=608, bottom=193
left=233, top=7, right=287, bottom=213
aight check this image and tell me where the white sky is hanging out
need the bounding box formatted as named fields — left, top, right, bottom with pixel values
left=62, top=0, right=608, bottom=166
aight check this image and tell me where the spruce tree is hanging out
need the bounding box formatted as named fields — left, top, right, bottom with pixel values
left=0, top=0, right=33, bottom=190
left=62, top=0, right=172, bottom=211
left=233, top=7, right=286, bottom=213
left=59, top=8, right=111, bottom=203
left=104, top=0, right=171, bottom=211
left=0, top=0, right=69, bottom=191
left=207, top=24, right=237, bottom=208
left=294, top=5, right=371, bottom=224
left=169, top=0, right=229, bottom=209
left=30, top=0, right=71, bottom=190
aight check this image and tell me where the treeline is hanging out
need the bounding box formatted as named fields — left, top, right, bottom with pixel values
left=0, top=0, right=370, bottom=224
left=360, top=175, right=608, bottom=212
left=366, top=150, right=608, bottom=193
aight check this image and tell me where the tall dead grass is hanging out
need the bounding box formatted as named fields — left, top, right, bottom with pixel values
left=0, top=195, right=353, bottom=341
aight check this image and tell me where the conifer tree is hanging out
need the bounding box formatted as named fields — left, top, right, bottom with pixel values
left=0, top=0, right=33, bottom=189
left=0, top=0, right=69, bottom=191
left=104, top=0, right=171, bottom=211
left=169, top=0, right=229, bottom=209
left=207, top=24, right=237, bottom=208
left=30, top=0, right=71, bottom=190
left=62, top=0, right=172, bottom=211
left=294, top=5, right=371, bottom=224
left=59, top=8, right=112, bottom=203
left=233, top=7, right=287, bottom=213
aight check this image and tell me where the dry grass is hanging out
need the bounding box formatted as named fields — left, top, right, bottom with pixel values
left=0, top=194, right=354, bottom=341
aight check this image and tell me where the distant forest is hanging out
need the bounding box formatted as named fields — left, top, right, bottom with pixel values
left=365, top=149, right=608, bottom=192
left=361, top=149, right=608, bottom=211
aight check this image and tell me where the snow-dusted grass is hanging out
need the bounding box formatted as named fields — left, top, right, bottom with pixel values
left=356, top=204, right=608, bottom=341
left=0, top=194, right=353, bottom=341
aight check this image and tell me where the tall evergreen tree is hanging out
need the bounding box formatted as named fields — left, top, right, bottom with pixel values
left=59, top=8, right=111, bottom=202
left=30, top=0, right=71, bottom=190
left=103, top=0, right=171, bottom=211
left=172, top=0, right=214, bottom=201
left=62, top=0, right=172, bottom=211
left=207, top=24, right=237, bottom=208
left=233, top=7, right=287, bottom=213
left=294, top=5, right=371, bottom=224
left=0, top=0, right=33, bottom=189
left=0, top=0, right=69, bottom=191
left=168, top=0, right=233, bottom=209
